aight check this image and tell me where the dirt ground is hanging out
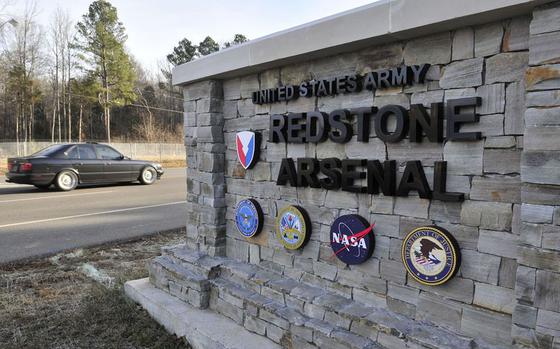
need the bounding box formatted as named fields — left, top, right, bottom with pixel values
left=0, top=230, right=191, bottom=349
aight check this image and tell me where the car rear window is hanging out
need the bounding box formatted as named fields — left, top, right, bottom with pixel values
left=30, top=144, right=70, bottom=157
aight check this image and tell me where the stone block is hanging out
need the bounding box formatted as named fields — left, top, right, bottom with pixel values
left=484, top=149, right=521, bottom=174
left=530, top=31, right=560, bottom=66
left=486, top=52, right=528, bottom=84
left=452, top=27, right=474, bottom=60
left=515, top=265, right=536, bottom=303
left=461, top=306, right=512, bottom=346
left=345, top=137, right=385, bottom=158
left=429, top=200, right=462, bottom=224
left=474, top=23, right=504, bottom=57
left=503, top=16, right=530, bottom=51
left=444, top=87, right=476, bottom=101
left=522, top=151, right=560, bottom=185
left=485, top=136, right=516, bottom=149
left=444, top=140, right=484, bottom=175
left=404, top=32, right=451, bottom=65
left=536, top=309, right=560, bottom=336
left=473, top=283, right=515, bottom=314
left=440, top=58, right=484, bottom=88
left=197, top=126, right=224, bottom=143
left=460, top=201, right=512, bottom=231
left=244, top=315, right=267, bottom=336
left=184, top=80, right=222, bottom=101
left=438, top=223, right=479, bottom=250
left=526, top=90, right=560, bottom=108
left=460, top=249, right=501, bottom=284
left=531, top=3, right=560, bottom=35
left=316, top=140, right=346, bottom=159
left=380, top=258, right=407, bottom=284
left=470, top=176, right=520, bottom=203
left=499, top=257, right=517, bottom=289
left=518, top=246, right=560, bottom=273
left=387, top=297, right=416, bottom=318
left=387, top=139, right=443, bottom=165
left=478, top=229, right=517, bottom=258
left=535, top=270, right=560, bottom=313
left=525, top=126, right=560, bottom=151
left=513, top=304, right=538, bottom=328
left=394, top=197, right=430, bottom=219
left=353, top=287, right=387, bottom=308
left=476, top=83, right=505, bottom=115
left=521, top=203, right=554, bottom=224
left=525, top=107, right=560, bottom=127
left=416, top=292, right=462, bottom=330
left=505, top=81, right=525, bottom=135
left=410, top=90, right=444, bottom=107
left=324, top=191, right=358, bottom=209
left=542, top=225, right=560, bottom=251
left=356, top=42, right=404, bottom=72
left=526, top=64, right=560, bottom=91
left=387, top=283, right=419, bottom=304
left=370, top=213, right=400, bottom=238
left=408, top=276, right=474, bottom=303
left=370, top=195, right=394, bottom=215
left=239, top=75, right=259, bottom=99
left=460, top=113, right=504, bottom=137
left=373, top=94, right=410, bottom=109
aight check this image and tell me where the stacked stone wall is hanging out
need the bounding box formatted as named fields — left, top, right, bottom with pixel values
left=180, top=4, right=560, bottom=347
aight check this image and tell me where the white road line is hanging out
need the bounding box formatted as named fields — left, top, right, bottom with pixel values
left=0, top=201, right=186, bottom=229
left=0, top=190, right=115, bottom=204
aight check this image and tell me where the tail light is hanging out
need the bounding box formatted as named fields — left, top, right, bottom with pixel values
left=7, top=162, right=12, bottom=171
left=20, top=162, right=32, bottom=172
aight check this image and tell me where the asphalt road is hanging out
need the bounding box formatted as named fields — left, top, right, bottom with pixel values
left=0, top=167, right=186, bottom=264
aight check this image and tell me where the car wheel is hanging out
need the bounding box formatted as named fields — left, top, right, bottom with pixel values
left=139, top=166, right=157, bottom=185
left=55, top=170, right=78, bottom=191
left=34, top=184, right=50, bottom=190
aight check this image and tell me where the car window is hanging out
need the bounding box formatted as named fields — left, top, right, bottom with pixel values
left=66, top=146, right=80, bottom=159
left=77, top=145, right=97, bottom=160
left=96, top=145, right=122, bottom=160
left=32, top=144, right=70, bottom=157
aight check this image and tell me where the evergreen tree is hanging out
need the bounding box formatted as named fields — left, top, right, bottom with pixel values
left=166, top=38, right=197, bottom=66
left=223, top=34, right=248, bottom=48
left=74, top=0, right=136, bottom=142
left=197, top=36, right=219, bottom=56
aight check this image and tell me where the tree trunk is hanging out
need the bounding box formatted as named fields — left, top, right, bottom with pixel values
left=79, top=104, right=83, bottom=142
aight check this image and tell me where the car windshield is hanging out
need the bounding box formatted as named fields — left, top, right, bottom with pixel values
left=30, top=144, right=70, bottom=157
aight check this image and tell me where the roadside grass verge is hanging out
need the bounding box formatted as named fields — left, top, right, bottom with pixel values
left=0, top=230, right=190, bottom=349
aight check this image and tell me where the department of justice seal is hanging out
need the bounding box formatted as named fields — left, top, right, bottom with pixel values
left=401, top=226, right=461, bottom=286
left=276, top=205, right=310, bottom=250
left=234, top=199, right=263, bottom=238
left=330, top=214, right=375, bottom=265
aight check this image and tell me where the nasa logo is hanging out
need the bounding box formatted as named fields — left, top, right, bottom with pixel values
left=276, top=205, right=310, bottom=250
left=236, top=131, right=259, bottom=169
left=402, top=226, right=461, bottom=286
left=234, top=199, right=263, bottom=238
left=330, top=214, right=375, bottom=265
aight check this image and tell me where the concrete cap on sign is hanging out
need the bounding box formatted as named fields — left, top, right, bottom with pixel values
left=172, top=0, right=551, bottom=86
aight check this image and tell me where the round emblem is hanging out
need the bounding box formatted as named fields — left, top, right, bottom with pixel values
left=235, top=199, right=263, bottom=238
left=330, top=214, right=374, bottom=265
left=276, top=205, right=310, bottom=250
left=401, top=226, right=461, bottom=286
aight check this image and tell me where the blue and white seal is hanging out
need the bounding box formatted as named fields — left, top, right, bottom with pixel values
left=330, top=214, right=374, bottom=265
left=235, top=199, right=263, bottom=238
left=401, top=226, right=460, bottom=286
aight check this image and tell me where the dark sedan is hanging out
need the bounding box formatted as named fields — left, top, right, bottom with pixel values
left=5, top=142, right=164, bottom=191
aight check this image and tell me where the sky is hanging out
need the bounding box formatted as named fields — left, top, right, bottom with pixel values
left=9, top=0, right=376, bottom=74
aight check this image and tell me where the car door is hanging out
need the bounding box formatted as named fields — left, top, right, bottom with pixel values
left=76, top=144, right=104, bottom=183
left=95, top=144, right=132, bottom=182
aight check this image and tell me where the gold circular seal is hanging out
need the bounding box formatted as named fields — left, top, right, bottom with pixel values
left=401, top=226, right=461, bottom=286
left=276, top=205, right=309, bottom=250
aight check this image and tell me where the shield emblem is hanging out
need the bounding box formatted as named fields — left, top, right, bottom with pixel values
left=236, top=131, right=257, bottom=169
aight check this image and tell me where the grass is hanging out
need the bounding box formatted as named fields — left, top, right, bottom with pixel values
left=0, top=231, right=191, bottom=349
